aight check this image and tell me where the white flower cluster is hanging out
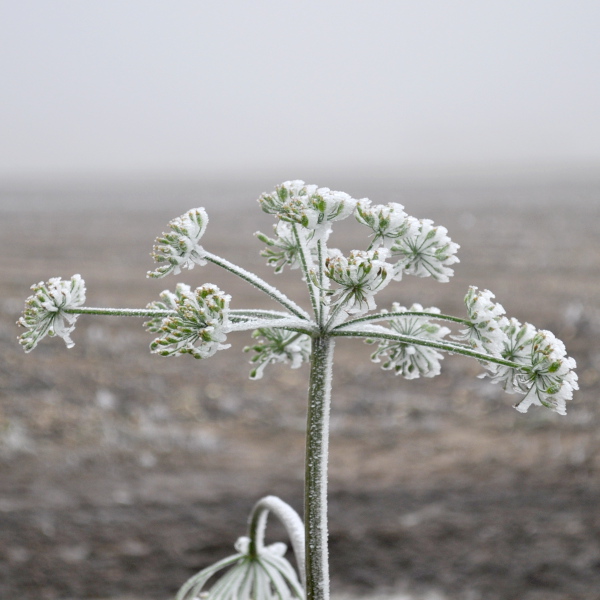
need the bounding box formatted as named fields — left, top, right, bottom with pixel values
left=148, top=207, right=209, bottom=278
left=356, top=200, right=459, bottom=282
left=355, top=200, right=419, bottom=250
left=258, top=179, right=360, bottom=244
left=255, top=221, right=306, bottom=274
left=484, top=320, right=578, bottom=415
left=145, top=283, right=231, bottom=359
left=18, top=274, right=86, bottom=352
left=258, top=189, right=460, bottom=289
left=455, top=286, right=508, bottom=355
left=244, top=327, right=312, bottom=380
left=369, top=303, right=451, bottom=379
left=325, top=248, right=392, bottom=315
left=390, top=219, right=459, bottom=282
left=175, top=536, right=303, bottom=600
left=458, top=287, right=578, bottom=415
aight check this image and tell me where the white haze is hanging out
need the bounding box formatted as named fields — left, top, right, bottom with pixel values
left=1, top=1, right=599, bottom=182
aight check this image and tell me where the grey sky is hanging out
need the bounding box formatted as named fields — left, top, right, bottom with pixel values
left=1, top=1, right=599, bottom=178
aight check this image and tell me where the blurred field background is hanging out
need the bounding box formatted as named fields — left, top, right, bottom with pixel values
left=1, top=176, right=599, bottom=600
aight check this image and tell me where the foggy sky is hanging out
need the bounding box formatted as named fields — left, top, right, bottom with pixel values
left=1, top=1, right=599, bottom=179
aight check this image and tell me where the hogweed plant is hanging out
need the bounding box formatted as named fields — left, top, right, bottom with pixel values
left=18, top=181, right=578, bottom=600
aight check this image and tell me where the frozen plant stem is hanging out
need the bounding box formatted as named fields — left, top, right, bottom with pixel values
left=304, top=335, right=335, bottom=600
left=18, top=182, right=578, bottom=598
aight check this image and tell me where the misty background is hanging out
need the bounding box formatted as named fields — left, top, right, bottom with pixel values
left=1, top=1, right=599, bottom=190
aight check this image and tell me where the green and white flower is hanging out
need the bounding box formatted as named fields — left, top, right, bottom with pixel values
left=368, top=303, right=451, bottom=378
left=175, top=536, right=304, bottom=600
left=355, top=200, right=419, bottom=250
left=146, top=283, right=231, bottom=359
left=245, top=328, right=312, bottom=380
left=259, top=180, right=359, bottom=243
left=479, top=319, right=578, bottom=415
left=391, top=218, right=459, bottom=282
left=148, top=207, right=209, bottom=278
left=175, top=495, right=305, bottom=600
left=256, top=221, right=307, bottom=274
left=455, top=286, right=509, bottom=355
left=18, top=274, right=86, bottom=352
left=325, top=248, right=392, bottom=317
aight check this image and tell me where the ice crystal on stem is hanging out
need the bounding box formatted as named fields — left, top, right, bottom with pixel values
left=148, top=207, right=209, bottom=278
left=145, top=283, right=231, bottom=359
left=368, top=303, right=451, bottom=378
left=18, top=274, right=86, bottom=351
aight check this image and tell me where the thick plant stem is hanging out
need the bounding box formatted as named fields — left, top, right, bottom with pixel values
left=305, top=335, right=335, bottom=600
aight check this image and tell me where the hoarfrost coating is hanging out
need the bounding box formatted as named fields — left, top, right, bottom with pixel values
left=148, top=207, right=209, bottom=278
left=17, top=274, right=86, bottom=351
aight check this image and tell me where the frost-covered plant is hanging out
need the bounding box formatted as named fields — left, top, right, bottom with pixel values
left=18, top=180, right=578, bottom=600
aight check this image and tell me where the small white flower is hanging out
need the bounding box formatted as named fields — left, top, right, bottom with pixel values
left=244, top=328, right=312, bottom=379
left=355, top=200, right=419, bottom=249
left=175, top=536, right=303, bottom=600
left=481, top=318, right=537, bottom=393
left=513, top=329, right=578, bottom=416
left=391, top=218, right=460, bottom=282
left=325, top=248, right=392, bottom=315
left=255, top=221, right=307, bottom=273
left=311, top=186, right=359, bottom=229
left=481, top=319, right=578, bottom=415
left=18, top=275, right=86, bottom=352
left=369, top=303, right=450, bottom=379
left=258, top=181, right=359, bottom=243
left=148, top=207, right=209, bottom=278
left=146, top=283, right=231, bottom=359
left=454, top=286, right=509, bottom=355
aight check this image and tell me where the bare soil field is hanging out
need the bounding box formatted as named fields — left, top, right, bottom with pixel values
left=1, top=179, right=599, bottom=600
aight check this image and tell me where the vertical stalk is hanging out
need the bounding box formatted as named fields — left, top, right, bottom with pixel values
left=304, top=335, right=335, bottom=600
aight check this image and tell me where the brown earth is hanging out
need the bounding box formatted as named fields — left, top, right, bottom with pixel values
left=1, top=179, right=599, bottom=600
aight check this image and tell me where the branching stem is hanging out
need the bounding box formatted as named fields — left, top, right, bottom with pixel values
left=332, top=328, right=526, bottom=370
left=335, top=310, right=470, bottom=330
left=292, top=225, right=321, bottom=325
left=203, top=250, right=312, bottom=321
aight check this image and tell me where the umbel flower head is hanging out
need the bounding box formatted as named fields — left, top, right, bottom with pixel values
left=258, top=180, right=359, bottom=243
left=451, top=288, right=578, bottom=415
left=255, top=221, right=306, bottom=274
left=355, top=200, right=419, bottom=250
left=369, top=303, right=451, bottom=379
left=480, top=319, right=579, bottom=415
left=148, top=207, right=209, bottom=278
left=18, top=274, right=86, bottom=352
left=175, top=536, right=303, bottom=600
left=244, top=328, right=312, bottom=380
left=145, top=283, right=231, bottom=359
left=454, top=286, right=509, bottom=355
left=390, top=218, right=460, bottom=282
left=325, top=248, right=392, bottom=315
